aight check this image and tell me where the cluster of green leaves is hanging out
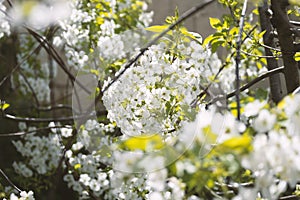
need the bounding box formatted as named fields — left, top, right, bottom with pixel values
left=83, top=0, right=150, bottom=45
left=146, top=8, right=202, bottom=60
left=203, top=1, right=271, bottom=103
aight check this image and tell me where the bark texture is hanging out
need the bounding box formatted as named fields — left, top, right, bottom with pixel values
left=259, top=0, right=284, bottom=103
left=271, top=0, right=300, bottom=93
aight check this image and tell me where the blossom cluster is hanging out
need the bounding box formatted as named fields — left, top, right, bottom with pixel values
left=4, top=190, right=35, bottom=200
left=63, top=153, right=110, bottom=199
left=235, top=95, right=300, bottom=199
left=103, top=41, right=222, bottom=137
left=0, top=1, right=10, bottom=39
left=12, top=130, right=63, bottom=176
left=105, top=94, right=300, bottom=200
left=62, top=119, right=150, bottom=199
left=9, top=34, right=56, bottom=103
left=59, top=0, right=153, bottom=73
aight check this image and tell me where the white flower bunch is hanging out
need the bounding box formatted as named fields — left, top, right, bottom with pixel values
left=107, top=172, right=148, bottom=200
left=10, top=35, right=56, bottom=103
left=0, top=2, right=10, bottom=39
left=238, top=95, right=300, bottom=199
left=59, top=0, right=153, bottom=71
left=103, top=41, right=222, bottom=136
left=12, top=133, right=62, bottom=175
left=5, top=191, right=35, bottom=200
left=64, top=152, right=111, bottom=198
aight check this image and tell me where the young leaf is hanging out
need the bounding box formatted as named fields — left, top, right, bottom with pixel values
left=146, top=25, right=169, bottom=33
left=121, top=134, right=164, bottom=151
left=0, top=101, right=10, bottom=111
left=294, top=52, right=300, bottom=61
left=209, top=17, right=221, bottom=29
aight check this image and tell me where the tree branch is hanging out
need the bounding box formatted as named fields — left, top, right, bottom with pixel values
left=1, top=112, right=97, bottom=123
left=279, top=195, right=299, bottom=200
left=207, top=66, right=284, bottom=107
left=0, top=168, right=22, bottom=192
left=271, top=0, right=300, bottom=93
left=235, top=0, right=248, bottom=120
left=0, top=125, right=67, bottom=137
left=290, top=20, right=300, bottom=26
left=259, top=0, right=284, bottom=103
left=25, top=28, right=91, bottom=95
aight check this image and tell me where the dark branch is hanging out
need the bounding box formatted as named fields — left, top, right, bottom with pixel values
left=207, top=66, right=284, bottom=107
left=0, top=125, right=68, bottom=137
left=2, top=112, right=97, bottom=123
left=0, top=168, right=22, bottom=192
left=25, top=28, right=91, bottom=95
left=259, top=0, right=284, bottom=103
left=271, top=0, right=300, bottom=93
left=279, top=195, right=299, bottom=200
left=235, top=0, right=248, bottom=120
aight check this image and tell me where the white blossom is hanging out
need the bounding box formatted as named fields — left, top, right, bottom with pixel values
left=253, top=109, right=276, bottom=133
left=0, top=2, right=10, bottom=39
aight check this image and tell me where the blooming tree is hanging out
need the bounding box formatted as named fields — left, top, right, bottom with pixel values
left=1, top=0, right=300, bottom=199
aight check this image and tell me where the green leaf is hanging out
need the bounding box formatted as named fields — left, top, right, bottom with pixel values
left=146, top=25, right=169, bottom=33
left=209, top=17, right=221, bottom=29
left=180, top=29, right=203, bottom=44
left=256, top=61, right=263, bottom=69
left=252, top=8, right=259, bottom=15
left=229, top=27, right=239, bottom=36
left=295, top=52, right=300, bottom=61
left=0, top=102, right=10, bottom=111
left=203, top=34, right=215, bottom=47
left=217, top=134, right=252, bottom=155
left=211, top=39, right=225, bottom=53
left=255, top=88, right=268, bottom=100
left=74, top=163, right=81, bottom=170
left=258, top=30, right=266, bottom=38
left=120, top=134, right=164, bottom=151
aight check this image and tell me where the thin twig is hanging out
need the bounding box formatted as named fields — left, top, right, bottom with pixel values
left=207, top=66, right=284, bottom=106
left=2, top=112, right=97, bottom=123
left=259, top=43, right=281, bottom=52
left=235, top=0, right=248, bottom=120
left=191, top=24, right=259, bottom=108
left=0, top=125, right=68, bottom=137
left=25, top=28, right=91, bottom=95
left=190, top=52, right=235, bottom=108
left=204, top=186, right=223, bottom=199
left=241, top=50, right=280, bottom=58
left=227, top=66, right=284, bottom=98
left=18, top=71, right=40, bottom=108
left=0, top=44, right=41, bottom=88
left=5, top=0, right=12, bottom=7
left=0, top=168, right=22, bottom=192
left=279, top=195, right=300, bottom=200
left=290, top=20, right=300, bottom=26
left=2, top=1, right=91, bottom=95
